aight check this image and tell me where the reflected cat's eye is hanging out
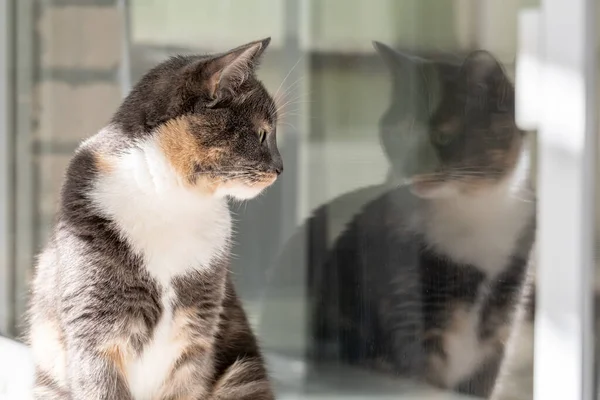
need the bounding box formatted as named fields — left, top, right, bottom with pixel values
left=432, top=130, right=454, bottom=146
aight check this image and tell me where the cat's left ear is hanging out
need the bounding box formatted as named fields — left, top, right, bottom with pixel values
left=204, top=38, right=271, bottom=104
left=372, top=41, right=426, bottom=72
left=460, top=50, right=506, bottom=86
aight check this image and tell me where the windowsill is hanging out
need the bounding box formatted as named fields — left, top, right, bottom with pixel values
left=0, top=338, right=475, bottom=400
left=268, top=353, right=478, bottom=400
left=0, top=336, right=34, bottom=399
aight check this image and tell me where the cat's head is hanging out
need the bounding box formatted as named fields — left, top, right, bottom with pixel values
left=110, top=38, right=282, bottom=200
left=374, top=42, right=524, bottom=199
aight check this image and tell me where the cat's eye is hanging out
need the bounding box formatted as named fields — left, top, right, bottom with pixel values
left=257, top=129, right=267, bottom=144
left=432, top=130, right=455, bottom=146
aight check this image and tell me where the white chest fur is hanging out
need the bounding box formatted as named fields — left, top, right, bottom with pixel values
left=126, top=290, right=180, bottom=399
left=418, top=148, right=534, bottom=276
left=89, top=135, right=232, bottom=399
left=422, top=188, right=534, bottom=276
left=90, top=137, right=232, bottom=281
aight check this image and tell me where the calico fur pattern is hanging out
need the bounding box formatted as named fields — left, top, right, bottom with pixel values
left=28, top=38, right=280, bottom=400
left=308, top=44, right=536, bottom=397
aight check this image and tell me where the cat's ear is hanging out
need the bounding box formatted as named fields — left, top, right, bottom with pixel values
left=372, top=41, right=424, bottom=72
left=203, top=38, right=270, bottom=103
left=460, top=50, right=506, bottom=85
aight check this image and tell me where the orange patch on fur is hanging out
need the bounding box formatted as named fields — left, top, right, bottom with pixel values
left=154, top=307, right=214, bottom=399
left=489, top=133, right=522, bottom=173
left=171, top=307, right=195, bottom=341
left=30, top=318, right=68, bottom=386
left=426, top=302, right=505, bottom=389
left=449, top=129, right=523, bottom=196
left=425, top=303, right=471, bottom=387
left=156, top=116, right=225, bottom=192
left=99, top=339, right=133, bottom=379
left=156, top=117, right=203, bottom=182
left=94, top=151, right=114, bottom=174
left=437, top=118, right=461, bottom=134
left=171, top=307, right=212, bottom=350
left=446, top=304, right=471, bottom=336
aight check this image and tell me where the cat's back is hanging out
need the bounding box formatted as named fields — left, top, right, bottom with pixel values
left=28, top=137, right=107, bottom=333
left=330, top=186, right=421, bottom=261
left=27, top=136, right=133, bottom=393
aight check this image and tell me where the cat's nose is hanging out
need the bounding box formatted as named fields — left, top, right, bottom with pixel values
left=270, top=160, right=283, bottom=175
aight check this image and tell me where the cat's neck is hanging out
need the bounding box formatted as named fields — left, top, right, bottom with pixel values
left=416, top=144, right=535, bottom=276
left=88, top=126, right=232, bottom=283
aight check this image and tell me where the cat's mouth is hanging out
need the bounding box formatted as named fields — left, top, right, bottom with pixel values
left=213, top=173, right=278, bottom=200
left=407, top=174, right=454, bottom=198
left=247, top=174, right=278, bottom=189
left=408, top=171, right=505, bottom=198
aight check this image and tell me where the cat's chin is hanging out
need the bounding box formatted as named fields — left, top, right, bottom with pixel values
left=409, top=180, right=458, bottom=199
left=214, top=177, right=277, bottom=200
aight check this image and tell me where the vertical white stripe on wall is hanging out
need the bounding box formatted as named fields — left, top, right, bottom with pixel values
left=535, top=0, right=596, bottom=399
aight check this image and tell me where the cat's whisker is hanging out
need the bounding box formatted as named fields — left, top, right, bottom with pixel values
left=278, top=122, right=297, bottom=131
left=184, top=169, right=263, bottom=181
left=273, top=55, right=305, bottom=101
left=276, top=88, right=311, bottom=103
left=275, top=99, right=313, bottom=117
left=276, top=76, right=310, bottom=104
left=446, top=171, right=495, bottom=177
left=275, top=94, right=311, bottom=109
left=277, top=110, right=304, bottom=121
left=275, top=76, right=307, bottom=103
left=273, top=79, right=309, bottom=118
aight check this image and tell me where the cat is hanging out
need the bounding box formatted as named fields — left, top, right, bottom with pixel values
left=27, top=38, right=281, bottom=400
left=308, top=42, right=536, bottom=398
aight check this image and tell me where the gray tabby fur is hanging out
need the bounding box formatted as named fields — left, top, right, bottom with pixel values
left=27, top=38, right=281, bottom=400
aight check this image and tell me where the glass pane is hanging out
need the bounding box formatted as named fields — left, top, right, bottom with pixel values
left=1, top=0, right=547, bottom=399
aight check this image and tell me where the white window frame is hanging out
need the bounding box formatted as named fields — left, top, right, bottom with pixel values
left=535, top=0, right=597, bottom=399
left=0, top=0, right=598, bottom=399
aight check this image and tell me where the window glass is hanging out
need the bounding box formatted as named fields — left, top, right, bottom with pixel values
left=1, top=1, right=550, bottom=399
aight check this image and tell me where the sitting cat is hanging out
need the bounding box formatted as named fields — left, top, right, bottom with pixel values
left=27, top=39, right=281, bottom=400
left=308, top=42, right=536, bottom=397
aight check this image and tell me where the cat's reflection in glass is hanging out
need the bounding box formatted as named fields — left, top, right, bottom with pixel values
left=258, top=41, right=535, bottom=398
left=307, top=43, right=536, bottom=397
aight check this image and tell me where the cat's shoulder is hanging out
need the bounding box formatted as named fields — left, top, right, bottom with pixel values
left=351, top=185, right=419, bottom=232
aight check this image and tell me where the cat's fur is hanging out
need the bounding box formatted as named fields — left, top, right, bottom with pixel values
left=28, top=38, right=281, bottom=400
left=308, top=43, right=536, bottom=397
left=489, top=250, right=536, bottom=400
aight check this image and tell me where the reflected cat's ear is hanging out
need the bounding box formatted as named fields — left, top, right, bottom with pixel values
left=372, top=41, right=423, bottom=72
left=460, top=50, right=506, bottom=84
left=203, top=38, right=271, bottom=104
